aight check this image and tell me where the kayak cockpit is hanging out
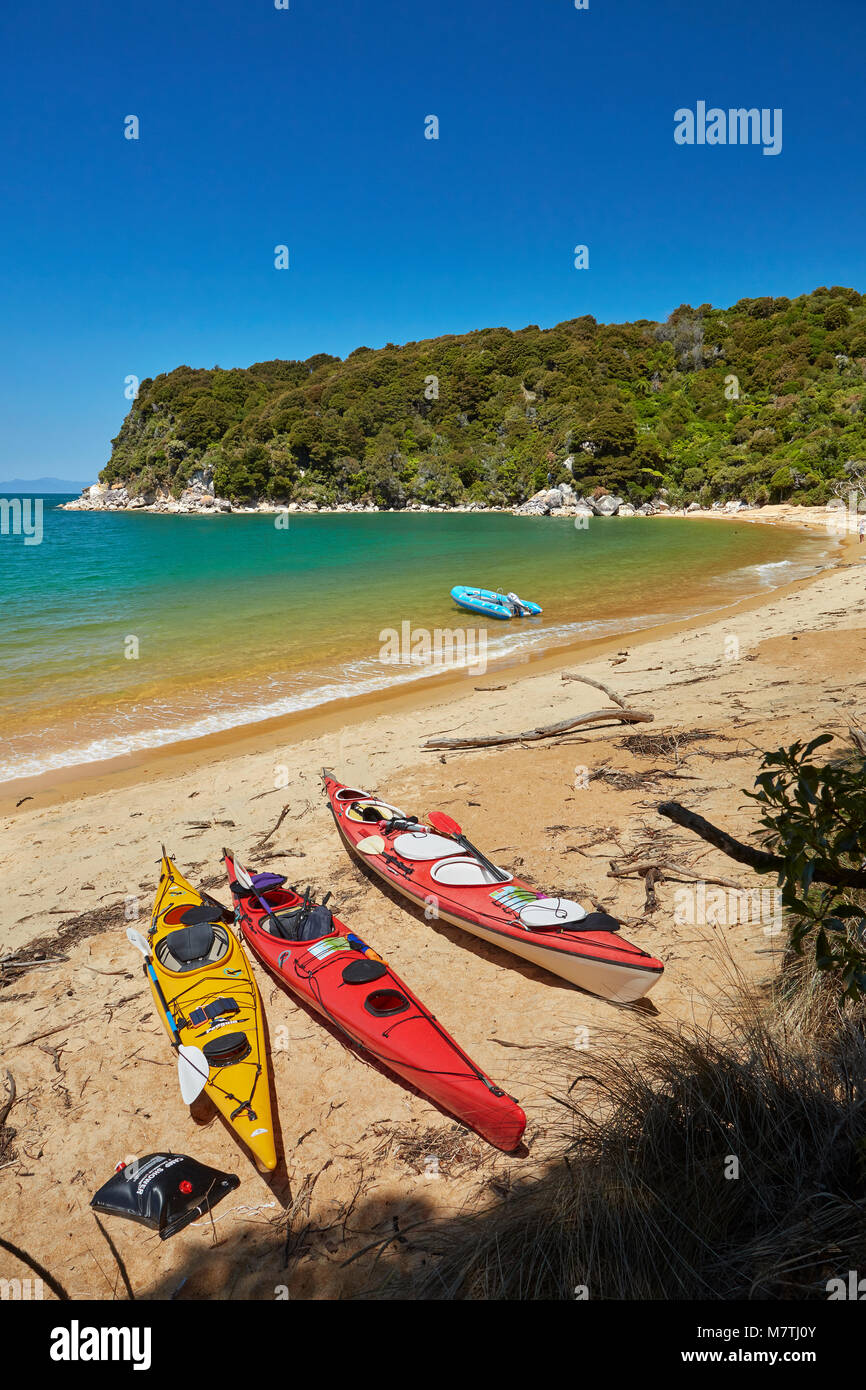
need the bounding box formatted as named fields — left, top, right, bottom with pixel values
left=263, top=903, right=334, bottom=942
left=235, top=879, right=336, bottom=944
left=343, top=798, right=404, bottom=823
left=156, top=922, right=231, bottom=973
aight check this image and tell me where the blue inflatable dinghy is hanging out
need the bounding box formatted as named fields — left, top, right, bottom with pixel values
left=450, top=586, right=543, bottom=620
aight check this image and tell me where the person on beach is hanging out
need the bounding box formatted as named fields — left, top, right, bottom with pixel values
left=859, top=517, right=865, bottom=543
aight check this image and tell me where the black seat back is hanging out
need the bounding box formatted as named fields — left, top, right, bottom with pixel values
left=165, top=923, right=215, bottom=962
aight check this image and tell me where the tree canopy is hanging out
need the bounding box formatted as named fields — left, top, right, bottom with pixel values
left=101, top=287, right=866, bottom=508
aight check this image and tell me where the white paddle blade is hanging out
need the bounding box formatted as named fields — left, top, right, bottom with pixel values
left=126, top=927, right=152, bottom=958
left=232, top=855, right=254, bottom=890
left=355, top=834, right=386, bottom=854
left=178, top=1045, right=210, bottom=1104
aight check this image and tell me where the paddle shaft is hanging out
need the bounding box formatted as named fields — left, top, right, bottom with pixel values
left=141, top=957, right=182, bottom=1043
left=226, top=850, right=290, bottom=937
left=453, top=832, right=510, bottom=883
left=427, top=814, right=509, bottom=883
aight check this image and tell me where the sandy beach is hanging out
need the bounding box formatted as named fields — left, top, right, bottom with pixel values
left=1, top=506, right=864, bottom=1300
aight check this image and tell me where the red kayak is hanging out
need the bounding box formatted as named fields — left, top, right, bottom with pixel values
left=223, top=851, right=526, bottom=1152
left=323, top=774, right=664, bottom=1004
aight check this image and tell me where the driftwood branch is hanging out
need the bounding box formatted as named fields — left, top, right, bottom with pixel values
left=657, top=801, right=866, bottom=890
left=426, top=706, right=653, bottom=751
left=560, top=672, right=627, bottom=709
left=608, top=858, right=743, bottom=889
left=643, top=866, right=661, bottom=914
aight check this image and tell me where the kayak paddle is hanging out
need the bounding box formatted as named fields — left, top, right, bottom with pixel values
left=126, top=928, right=210, bottom=1104
left=426, top=812, right=510, bottom=883
left=226, top=849, right=290, bottom=937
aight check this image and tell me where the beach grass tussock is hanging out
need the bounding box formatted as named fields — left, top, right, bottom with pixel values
left=369, top=972, right=866, bottom=1300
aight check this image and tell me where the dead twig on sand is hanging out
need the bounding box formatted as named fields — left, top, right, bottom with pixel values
left=425, top=706, right=653, bottom=751
left=250, top=804, right=291, bottom=854
left=12, top=1016, right=87, bottom=1049
left=1, top=1071, right=17, bottom=1160
left=1, top=954, right=68, bottom=972
left=281, top=1161, right=333, bottom=1270
left=592, top=766, right=700, bottom=792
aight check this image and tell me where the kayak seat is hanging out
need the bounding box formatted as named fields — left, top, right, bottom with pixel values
left=156, top=923, right=231, bottom=973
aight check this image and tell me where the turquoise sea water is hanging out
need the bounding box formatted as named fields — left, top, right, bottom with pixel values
left=0, top=497, right=832, bottom=783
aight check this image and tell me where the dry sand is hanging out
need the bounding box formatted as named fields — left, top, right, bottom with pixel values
left=1, top=507, right=864, bottom=1300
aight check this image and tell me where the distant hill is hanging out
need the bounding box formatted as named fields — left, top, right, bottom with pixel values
left=0, top=477, right=92, bottom=493
left=100, top=285, right=866, bottom=508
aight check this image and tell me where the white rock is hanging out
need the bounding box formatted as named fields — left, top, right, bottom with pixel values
left=594, top=494, right=623, bottom=516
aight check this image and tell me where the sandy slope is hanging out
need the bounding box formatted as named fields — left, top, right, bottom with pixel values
left=1, top=511, right=864, bottom=1300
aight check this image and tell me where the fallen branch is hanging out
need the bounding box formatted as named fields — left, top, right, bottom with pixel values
left=1, top=954, right=68, bottom=972
left=12, top=1015, right=86, bottom=1048
left=608, top=858, right=743, bottom=889
left=426, top=706, right=653, bottom=751
left=560, top=672, right=627, bottom=709
left=251, top=803, right=291, bottom=853
left=657, top=801, right=866, bottom=890
left=0, top=1071, right=16, bottom=1130
left=643, top=867, right=661, bottom=914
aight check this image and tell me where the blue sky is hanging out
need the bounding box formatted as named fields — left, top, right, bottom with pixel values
left=1, top=0, right=864, bottom=479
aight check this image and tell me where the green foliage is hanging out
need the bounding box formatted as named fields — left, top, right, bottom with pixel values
left=100, top=287, right=866, bottom=508
left=747, top=735, right=866, bottom=998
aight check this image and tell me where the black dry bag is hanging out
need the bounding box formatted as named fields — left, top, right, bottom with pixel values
left=90, top=1152, right=240, bottom=1241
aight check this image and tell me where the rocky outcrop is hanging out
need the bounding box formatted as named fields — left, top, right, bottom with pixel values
left=60, top=479, right=756, bottom=520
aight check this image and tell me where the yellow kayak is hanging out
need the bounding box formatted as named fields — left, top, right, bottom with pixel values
left=145, top=852, right=277, bottom=1172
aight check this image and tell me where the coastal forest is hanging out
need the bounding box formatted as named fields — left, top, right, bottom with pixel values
left=101, top=285, right=866, bottom=508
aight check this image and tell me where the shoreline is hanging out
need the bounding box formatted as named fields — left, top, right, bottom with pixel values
left=58, top=491, right=864, bottom=531
left=2, top=510, right=864, bottom=1298
left=0, top=511, right=853, bottom=814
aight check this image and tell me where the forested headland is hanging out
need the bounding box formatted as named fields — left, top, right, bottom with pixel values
left=100, top=285, right=866, bottom=509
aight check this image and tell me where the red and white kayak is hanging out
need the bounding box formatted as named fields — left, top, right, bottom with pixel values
left=223, top=851, right=526, bottom=1152
left=323, top=775, right=664, bottom=1004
